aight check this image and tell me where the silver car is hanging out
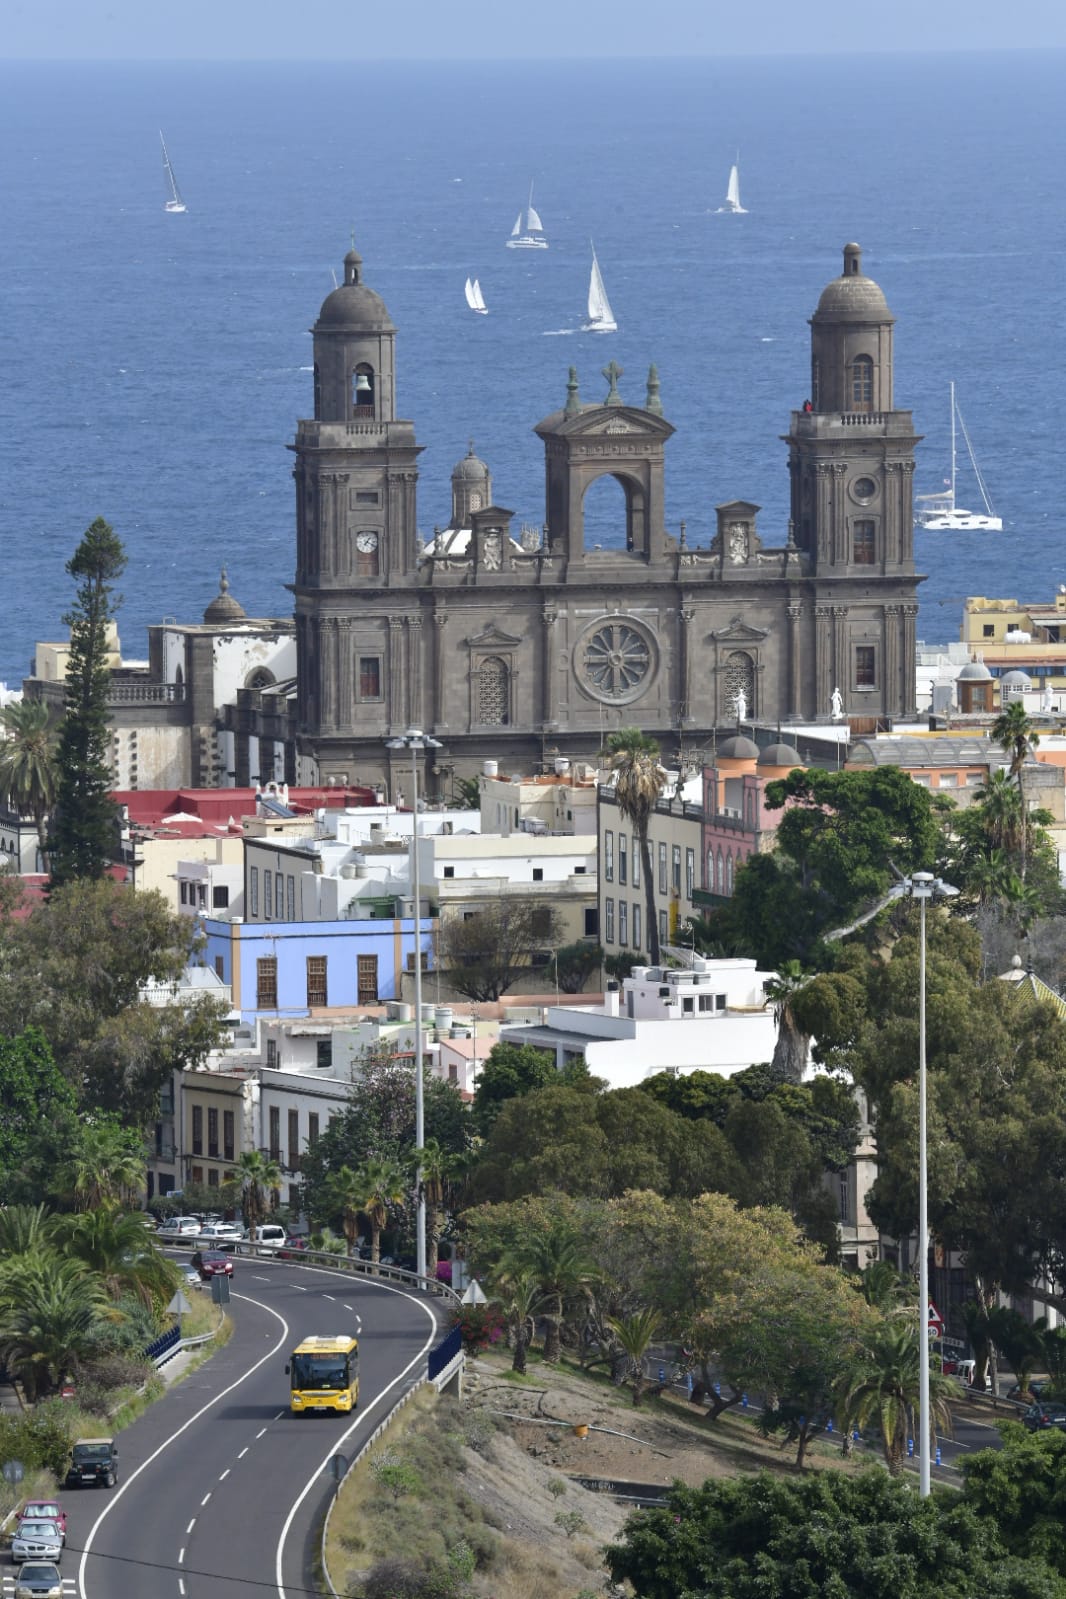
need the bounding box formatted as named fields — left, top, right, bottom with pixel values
left=11, top=1519, right=63, bottom=1564
left=14, top=1562, right=64, bottom=1598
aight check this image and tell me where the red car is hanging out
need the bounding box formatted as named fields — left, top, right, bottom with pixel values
left=191, top=1249, right=234, bottom=1281
left=18, top=1502, right=66, bottom=1541
left=277, top=1236, right=311, bottom=1259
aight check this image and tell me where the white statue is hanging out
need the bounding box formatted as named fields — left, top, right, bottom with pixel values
left=830, top=686, right=844, bottom=721
left=734, top=688, right=747, bottom=723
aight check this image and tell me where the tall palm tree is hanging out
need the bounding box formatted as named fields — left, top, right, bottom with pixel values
left=323, top=1165, right=365, bottom=1257
left=506, top=1224, right=595, bottom=1364
left=606, top=1308, right=662, bottom=1407
left=491, top=1269, right=545, bottom=1375
left=0, top=1204, right=53, bottom=1258
left=836, top=1318, right=957, bottom=1475
left=992, top=699, right=1039, bottom=880
left=0, top=1254, right=111, bottom=1400
left=603, top=728, right=667, bottom=964
left=416, top=1138, right=459, bottom=1281
left=764, top=959, right=811, bottom=1083
left=0, top=699, right=57, bottom=871
left=48, top=1203, right=178, bottom=1309
left=53, top=1122, right=147, bottom=1212
left=355, top=1156, right=408, bottom=1267
left=235, top=1149, right=283, bottom=1244
left=974, top=768, right=1025, bottom=859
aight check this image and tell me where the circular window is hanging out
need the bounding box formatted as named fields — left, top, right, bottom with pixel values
left=852, top=475, right=877, bottom=504
left=575, top=618, right=657, bottom=704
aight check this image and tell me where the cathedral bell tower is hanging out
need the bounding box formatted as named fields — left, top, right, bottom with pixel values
left=291, top=243, right=423, bottom=763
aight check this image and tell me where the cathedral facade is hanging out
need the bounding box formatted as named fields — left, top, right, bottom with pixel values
left=292, top=242, right=921, bottom=796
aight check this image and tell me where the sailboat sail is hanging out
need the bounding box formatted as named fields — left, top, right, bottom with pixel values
left=914, top=382, right=1002, bottom=531
left=716, top=156, right=747, bottom=214
left=584, top=247, right=617, bottom=333
left=464, top=277, right=488, bottom=314
left=160, top=131, right=187, bottom=214
left=505, top=182, right=548, bottom=248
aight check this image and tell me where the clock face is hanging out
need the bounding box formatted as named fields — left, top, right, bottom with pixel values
left=355, top=531, right=379, bottom=554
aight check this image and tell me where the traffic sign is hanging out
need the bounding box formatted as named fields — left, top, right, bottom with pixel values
left=926, top=1300, right=944, bottom=1337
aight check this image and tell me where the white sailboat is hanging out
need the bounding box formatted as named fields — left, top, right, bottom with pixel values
left=915, top=382, right=1002, bottom=531
left=464, top=277, right=488, bottom=315
left=160, top=132, right=187, bottom=214
left=716, top=155, right=747, bottom=214
left=506, top=182, right=548, bottom=249
left=582, top=245, right=617, bottom=333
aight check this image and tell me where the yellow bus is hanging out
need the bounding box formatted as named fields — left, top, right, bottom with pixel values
left=286, top=1334, right=360, bottom=1414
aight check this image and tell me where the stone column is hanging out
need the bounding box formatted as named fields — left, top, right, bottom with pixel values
left=787, top=603, right=804, bottom=719
left=679, top=607, right=695, bottom=724
left=322, top=618, right=338, bottom=730
left=832, top=464, right=847, bottom=565
left=433, top=611, right=448, bottom=730
left=542, top=606, right=558, bottom=727
left=407, top=614, right=423, bottom=730
left=387, top=617, right=404, bottom=733
left=883, top=461, right=900, bottom=569
left=337, top=619, right=353, bottom=730
left=815, top=604, right=832, bottom=715
left=815, top=465, right=832, bottom=563
left=833, top=606, right=848, bottom=701
left=901, top=461, right=915, bottom=563
left=883, top=604, right=900, bottom=714
left=902, top=604, right=919, bottom=715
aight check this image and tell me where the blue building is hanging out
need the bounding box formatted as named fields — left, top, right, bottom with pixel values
left=201, top=912, right=433, bottom=1024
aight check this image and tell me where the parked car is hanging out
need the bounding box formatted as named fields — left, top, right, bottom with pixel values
left=14, top=1563, right=64, bottom=1598
left=182, top=1266, right=204, bottom=1291
left=11, top=1520, right=63, bottom=1565
left=18, top=1503, right=65, bottom=1541
left=242, top=1223, right=288, bottom=1253
left=157, top=1216, right=202, bottom=1239
left=197, top=1222, right=243, bottom=1248
left=191, top=1249, right=234, bottom=1281
left=276, top=1235, right=311, bottom=1259
left=1022, top=1403, right=1066, bottom=1432
left=64, top=1437, right=118, bottom=1488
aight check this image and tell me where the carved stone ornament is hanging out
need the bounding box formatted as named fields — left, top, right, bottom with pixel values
left=482, top=531, right=502, bottom=571
left=575, top=617, right=658, bottom=705
left=728, top=523, right=748, bottom=563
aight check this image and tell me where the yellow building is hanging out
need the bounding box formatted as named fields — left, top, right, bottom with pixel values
left=962, top=595, right=1066, bottom=708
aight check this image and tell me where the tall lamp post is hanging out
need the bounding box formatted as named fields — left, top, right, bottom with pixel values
left=386, top=728, right=441, bottom=1287
left=905, top=870, right=958, bottom=1496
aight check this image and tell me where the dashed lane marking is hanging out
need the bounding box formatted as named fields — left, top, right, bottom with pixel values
left=238, top=1446, right=249, bottom=1458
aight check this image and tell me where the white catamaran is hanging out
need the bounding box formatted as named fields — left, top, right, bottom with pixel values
left=160, top=132, right=187, bottom=214
left=583, top=245, right=617, bottom=333
left=716, top=156, right=747, bottom=214
left=914, top=382, right=1002, bottom=532
left=464, top=277, right=488, bottom=315
left=506, top=182, right=548, bottom=249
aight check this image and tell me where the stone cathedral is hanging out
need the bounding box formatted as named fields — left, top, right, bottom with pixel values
left=292, top=241, right=921, bottom=794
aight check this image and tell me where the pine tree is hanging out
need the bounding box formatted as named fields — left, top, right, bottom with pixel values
left=49, top=518, right=126, bottom=887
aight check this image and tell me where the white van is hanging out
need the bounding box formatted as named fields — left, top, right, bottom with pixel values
left=243, top=1223, right=287, bottom=1254
left=158, top=1216, right=202, bottom=1238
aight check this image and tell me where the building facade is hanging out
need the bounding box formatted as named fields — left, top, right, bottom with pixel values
left=292, top=241, right=922, bottom=794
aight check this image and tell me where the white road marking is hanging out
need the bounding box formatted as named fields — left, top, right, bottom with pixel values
left=256, top=1427, right=268, bottom=1438
left=274, top=1410, right=286, bottom=1420
left=78, top=1293, right=291, bottom=1599
left=179, top=1582, right=185, bottom=1596
left=200, top=1492, right=211, bottom=1506
left=219, top=1468, right=230, bottom=1481
left=186, top=1517, right=196, bottom=1534
left=253, top=1274, right=270, bottom=1281
left=344, top=1304, right=353, bottom=1312
left=238, top=1446, right=249, bottom=1458
left=323, top=1294, right=336, bottom=1302
left=178, top=1546, right=185, bottom=1563
left=295, top=1285, right=307, bottom=1292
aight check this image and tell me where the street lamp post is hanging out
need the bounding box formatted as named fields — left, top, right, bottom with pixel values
left=386, top=728, right=442, bottom=1287
left=905, top=870, right=958, bottom=1497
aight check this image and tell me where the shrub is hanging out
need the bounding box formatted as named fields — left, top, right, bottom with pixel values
left=0, top=1406, right=73, bottom=1477
left=450, top=1304, right=505, bottom=1356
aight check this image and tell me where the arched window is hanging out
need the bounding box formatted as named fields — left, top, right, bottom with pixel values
left=726, top=852, right=734, bottom=895
left=724, top=651, right=756, bottom=719
left=352, top=364, right=375, bottom=418
left=247, top=668, right=275, bottom=692
left=477, top=657, right=510, bottom=726
left=850, top=354, right=873, bottom=413
left=716, top=848, right=725, bottom=895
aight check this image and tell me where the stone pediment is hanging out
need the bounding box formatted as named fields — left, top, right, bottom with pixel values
left=710, top=615, right=771, bottom=644
left=535, top=405, right=675, bottom=442
left=465, top=621, right=523, bottom=650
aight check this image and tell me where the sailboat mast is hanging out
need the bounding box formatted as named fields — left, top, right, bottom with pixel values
left=950, top=380, right=957, bottom=508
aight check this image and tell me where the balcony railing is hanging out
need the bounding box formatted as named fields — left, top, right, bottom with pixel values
left=108, top=682, right=186, bottom=705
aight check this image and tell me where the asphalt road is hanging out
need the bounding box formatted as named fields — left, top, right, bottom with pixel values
left=58, top=1256, right=445, bottom=1599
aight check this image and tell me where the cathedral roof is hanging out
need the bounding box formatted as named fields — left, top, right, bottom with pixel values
left=813, top=243, right=893, bottom=324
left=203, top=569, right=246, bottom=624
left=453, top=442, right=490, bottom=483
left=316, top=247, right=395, bottom=332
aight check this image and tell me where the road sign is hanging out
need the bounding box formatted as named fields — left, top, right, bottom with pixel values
left=168, top=1291, right=193, bottom=1317
left=927, top=1300, right=944, bottom=1337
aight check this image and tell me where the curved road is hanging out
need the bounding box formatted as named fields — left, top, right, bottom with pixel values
left=61, top=1256, right=444, bottom=1599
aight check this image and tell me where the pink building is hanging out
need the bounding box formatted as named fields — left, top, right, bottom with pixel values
left=700, top=736, right=804, bottom=898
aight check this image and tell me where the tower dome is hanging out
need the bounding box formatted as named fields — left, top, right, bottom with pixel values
left=315, top=247, right=395, bottom=332
left=450, top=441, right=493, bottom=527
left=807, top=242, right=896, bottom=416
left=203, top=568, right=246, bottom=625
left=813, top=243, right=892, bottom=323
left=758, top=741, right=802, bottom=770
left=717, top=734, right=760, bottom=762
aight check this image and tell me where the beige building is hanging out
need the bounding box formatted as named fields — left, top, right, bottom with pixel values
left=597, top=778, right=702, bottom=959
left=479, top=761, right=599, bottom=837
left=961, top=594, right=1066, bottom=711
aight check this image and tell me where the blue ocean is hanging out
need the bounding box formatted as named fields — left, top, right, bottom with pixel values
left=2, top=54, right=1064, bottom=691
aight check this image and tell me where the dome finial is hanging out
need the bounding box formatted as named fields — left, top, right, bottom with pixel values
left=564, top=366, right=581, bottom=417
left=219, top=566, right=229, bottom=595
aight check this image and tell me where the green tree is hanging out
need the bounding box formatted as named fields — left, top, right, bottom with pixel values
left=416, top=1137, right=460, bottom=1280
left=471, top=1041, right=561, bottom=1136
left=605, top=1468, right=1066, bottom=1599
left=49, top=1203, right=178, bottom=1309
left=0, top=700, right=58, bottom=870
left=491, top=1268, right=544, bottom=1375
left=504, top=1222, right=595, bottom=1364
left=468, top=1084, right=610, bottom=1203
left=49, top=518, right=127, bottom=886
left=993, top=699, right=1040, bottom=880
left=764, top=959, right=813, bottom=1082
left=602, top=729, right=666, bottom=964
left=0, top=1029, right=77, bottom=1202
left=51, top=1118, right=146, bottom=1211
left=606, top=1308, right=661, bottom=1406
left=962, top=1422, right=1066, bottom=1576
left=836, top=1316, right=958, bottom=1474
left=322, top=1164, right=365, bottom=1257
left=436, top=900, right=562, bottom=1002
left=553, top=940, right=603, bottom=994
left=233, top=1149, right=282, bottom=1243
left=355, top=1155, right=408, bottom=1265
left=0, top=1254, right=112, bottom=1400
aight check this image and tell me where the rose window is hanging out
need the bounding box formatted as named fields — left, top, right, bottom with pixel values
left=579, top=621, right=654, bottom=703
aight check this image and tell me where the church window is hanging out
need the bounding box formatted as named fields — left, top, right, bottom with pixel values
left=724, top=651, right=756, bottom=719
left=579, top=621, right=654, bottom=703
left=359, top=657, right=382, bottom=700
left=855, top=645, right=877, bottom=687
left=726, top=852, right=735, bottom=894
left=853, top=521, right=876, bottom=564
left=716, top=849, right=724, bottom=894
left=476, top=656, right=510, bottom=726
left=468, top=491, right=483, bottom=513
left=352, top=364, right=375, bottom=418
left=850, top=355, right=874, bottom=412
left=247, top=668, right=274, bottom=691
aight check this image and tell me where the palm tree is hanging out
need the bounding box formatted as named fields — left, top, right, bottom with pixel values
left=416, top=1138, right=459, bottom=1281
left=235, top=1149, right=283, bottom=1244
left=355, top=1156, right=408, bottom=1267
left=0, top=1254, right=111, bottom=1400
left=0, top=1204, right=53, bottom=1258
left=48, top=1203, right=178, bottom=1309
left=507, top=1224, right=595, bottom=1364
left=603, top=728, right=667, bottom=964
left=323, top=1165, right=365, bottom=1257
left=992, top=699, right=1039, bottom=879
left=53, top=1121, right=147, bottom=1211
left=0, top=699, right=57, bottom=871
left=764, top=959, right=812, bottom=1083
left=606, top=1308, right=662, bottom=1406
left=836, top=1318, right=957, bottom=1475
left=974, top=768, right=1025, bottom=858
left=857, top=1260, right=913, bottom=1314
left=492, top=1269, right=545, bottom=1374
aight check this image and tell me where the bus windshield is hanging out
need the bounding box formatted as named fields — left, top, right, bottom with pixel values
left=290, top=1352, right=351, bottom=1390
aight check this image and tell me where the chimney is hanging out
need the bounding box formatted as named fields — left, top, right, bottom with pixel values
left=604, top=980, right=620, bottom=1017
